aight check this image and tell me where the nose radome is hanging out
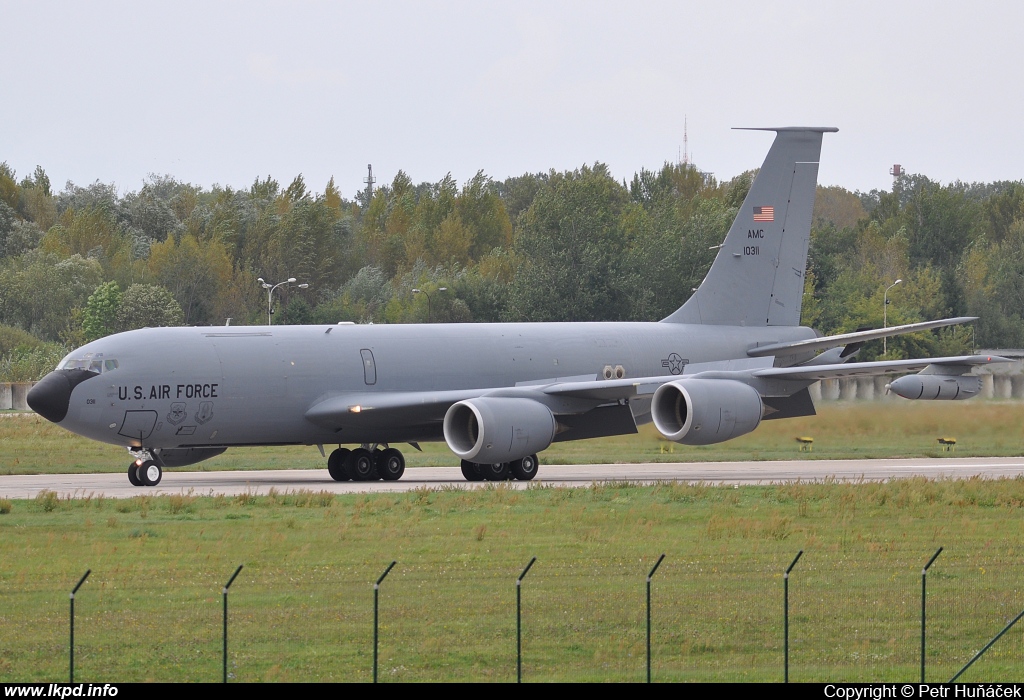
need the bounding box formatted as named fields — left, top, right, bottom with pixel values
left=27, top=369, right=97, bottom=423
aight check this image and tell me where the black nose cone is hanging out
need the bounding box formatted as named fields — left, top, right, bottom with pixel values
left=27, top=369, right=97, bottom=423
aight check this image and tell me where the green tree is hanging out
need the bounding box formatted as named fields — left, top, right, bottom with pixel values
left=117, top=284, right=184, bottom=331
left=457, top=171, right=512, bottom=260
left=148, top=234, right=234, bottom=325
left=83, top=281, right=123, bottom=341
left=507, top=163, right=630, bottom=322
left=41, top=205, right=133, bottom=276
left=0, top=251, right=102, bottom=341
left=813, top=185, right=867, bottom=231
left=0, top=163, right=19, bottom=210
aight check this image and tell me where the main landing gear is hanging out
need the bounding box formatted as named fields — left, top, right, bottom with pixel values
left=460, top=454, right=539, bottom=482
left=327, top=445, right=406, bottom=482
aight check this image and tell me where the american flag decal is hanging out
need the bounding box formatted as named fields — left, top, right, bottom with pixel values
left=753, top=206, right=774, bottom=222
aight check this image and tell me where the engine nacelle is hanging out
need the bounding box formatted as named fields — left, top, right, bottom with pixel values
left=651, top=379, right=764, bottom=445
left=888, top=374, right=982, bottom=400
left=443, top=397, right=556, bottom=464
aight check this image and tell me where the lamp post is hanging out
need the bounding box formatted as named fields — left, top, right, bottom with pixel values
left=883, top=279, right=902, bottom=356
left=412, top=287, right=447, bottom=323
left=257, top=277, right=308, bottom=325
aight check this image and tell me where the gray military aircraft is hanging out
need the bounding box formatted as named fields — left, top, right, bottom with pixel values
left=27, top=127, right=1007, bottom=487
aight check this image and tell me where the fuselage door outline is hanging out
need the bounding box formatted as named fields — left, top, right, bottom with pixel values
left=360, top=349, right=377, bottom=386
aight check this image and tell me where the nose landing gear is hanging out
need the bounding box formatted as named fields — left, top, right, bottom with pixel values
left=126, top=448, right=162, bottom=487
left=127, top=459, right=162, bottom=486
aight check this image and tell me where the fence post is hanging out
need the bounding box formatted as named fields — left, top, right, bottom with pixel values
left=517, top=556, right=537, bottom=683
left=69, top=569, right=90, bottom=683
left=784, top=550, right=803, bottom=683
left=646, top=553, right=666, bottom=683
left=921, top=547, right=943, bottom=682
left=950, top=607, right=1024, bottom=682
left=373, top=561, right=396, bottom=683
left=222, top=564, right=242, bottom=683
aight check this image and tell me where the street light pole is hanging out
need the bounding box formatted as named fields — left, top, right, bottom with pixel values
left=257, top=277, right=308, bottom=325
left=412, top=287, right=447, bottom=323
left=883, top=279, right=902, bottom=356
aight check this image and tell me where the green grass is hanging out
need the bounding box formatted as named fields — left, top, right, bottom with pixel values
left=2, top=480, right=1024, bottom=682
left=3, top=400, right=1024, bottom=475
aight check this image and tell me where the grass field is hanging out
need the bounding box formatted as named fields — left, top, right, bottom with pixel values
left=2, top=401, right=1024, bottom=682
left=2, top=479, right=1024, bottom=682
left=3, top=400, right=1024, bottom=475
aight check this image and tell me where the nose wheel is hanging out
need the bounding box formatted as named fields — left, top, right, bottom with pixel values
left=128, top=460, right=162, bottom=486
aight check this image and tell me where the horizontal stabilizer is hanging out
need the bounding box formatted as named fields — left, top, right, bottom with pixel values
left=748, top=317, right=978, bottom=358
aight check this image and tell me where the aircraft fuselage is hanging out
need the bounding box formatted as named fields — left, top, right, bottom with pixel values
left=42, top=321, right=815, bottom=450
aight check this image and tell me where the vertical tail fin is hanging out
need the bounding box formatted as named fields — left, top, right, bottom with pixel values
left=662, top=127, right=836, bottom=326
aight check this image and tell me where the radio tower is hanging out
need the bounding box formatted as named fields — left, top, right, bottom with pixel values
left=683, top=116, right=690, bottom=166
left=363, top=164, right=376, bottom=203
left=889, top=163, right=902, bottom=192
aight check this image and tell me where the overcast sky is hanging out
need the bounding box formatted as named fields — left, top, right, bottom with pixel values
left=2, top=1, right=1021, bottom=198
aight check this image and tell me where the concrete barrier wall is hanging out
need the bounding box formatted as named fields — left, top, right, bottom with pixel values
left=10, top=383, right=34, bottom=411
left=0, top=382, right=36, bottom=411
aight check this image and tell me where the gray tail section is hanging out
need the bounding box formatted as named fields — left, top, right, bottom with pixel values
left=662, top=127, right=836, bottom=326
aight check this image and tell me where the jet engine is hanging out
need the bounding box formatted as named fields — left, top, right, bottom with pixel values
left=651, top=378, right=764, bottom=445
left=443, top=397, right=557, bottom=464
left=888, top=374, right=982, bottom=400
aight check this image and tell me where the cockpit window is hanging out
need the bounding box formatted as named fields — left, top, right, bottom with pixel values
left=59, top=353, right=119, bottom=373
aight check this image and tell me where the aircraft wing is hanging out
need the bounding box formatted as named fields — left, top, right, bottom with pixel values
left=538, top=354, right=1010, bottom=400
left=748, top=354, right=1010, bottom=381
left=305, top=354, right=1011, bottom=431
left=747, top=317, right=977, bottom=358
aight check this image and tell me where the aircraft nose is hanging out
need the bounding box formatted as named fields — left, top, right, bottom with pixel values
left=27, top=369, right=97, bottom=423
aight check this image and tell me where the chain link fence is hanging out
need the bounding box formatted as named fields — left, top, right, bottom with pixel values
left=2, top=548, right=1021, bottom=682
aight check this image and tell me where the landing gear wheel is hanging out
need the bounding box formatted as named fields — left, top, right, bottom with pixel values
left=460, top=460, right=483, bottom=481
left=347, top=448, right=378, bottom=481
left=127, top=463, right=142, bottom=486
left=481, top=462, right=511, bottom=481
left=328, top=448, right=352, bottom=481
left=138, top=460, right=162, bottom=486
left=510, top=454, right=539, bottom=481
left=377, top=448, right=405, bottom=481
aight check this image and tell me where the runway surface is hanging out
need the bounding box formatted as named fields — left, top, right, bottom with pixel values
left=2, top=457, right=1024, bottom=499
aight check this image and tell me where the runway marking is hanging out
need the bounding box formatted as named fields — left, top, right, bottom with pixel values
left=2, top=458, right=1024, bottom=499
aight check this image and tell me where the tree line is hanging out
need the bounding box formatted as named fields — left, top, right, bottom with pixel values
left=1, top=156, right=1022, bottom=380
